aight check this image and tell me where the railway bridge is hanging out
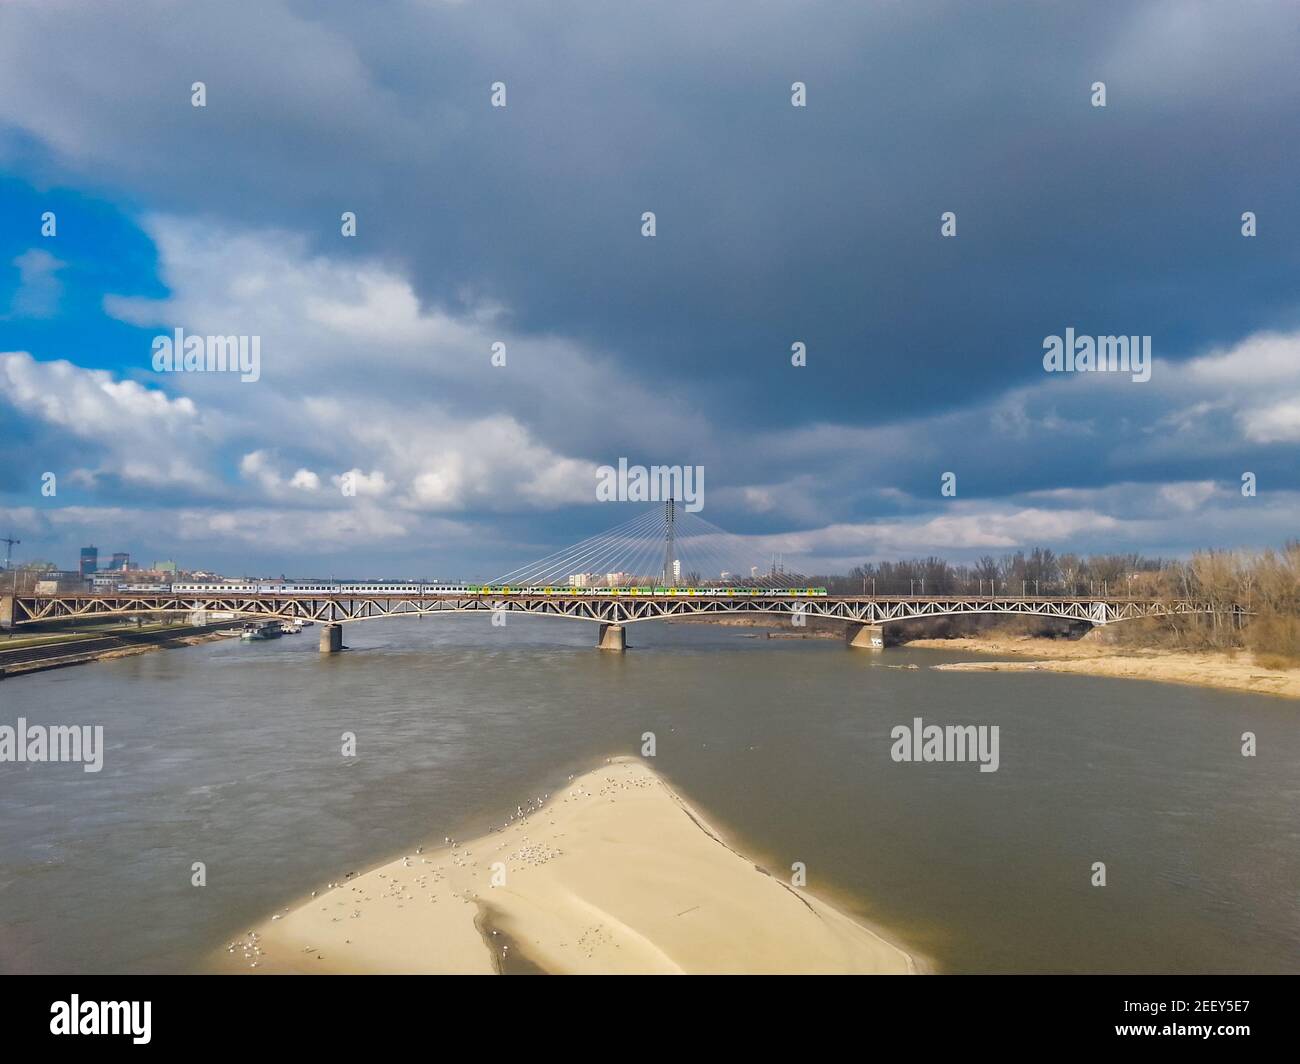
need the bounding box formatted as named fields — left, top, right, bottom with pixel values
left=0, top=502, right=1239, bottom=653
left=1, top=588, right=1228, bottom=652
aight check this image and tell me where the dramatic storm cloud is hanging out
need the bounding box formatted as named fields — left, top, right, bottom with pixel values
left=0, top=0, right=1297, bottom=576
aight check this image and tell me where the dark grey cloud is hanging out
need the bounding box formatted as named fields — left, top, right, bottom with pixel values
left=3, top=1, right=1298, bottom=422
left=1, top=0, right=1298, bottom=573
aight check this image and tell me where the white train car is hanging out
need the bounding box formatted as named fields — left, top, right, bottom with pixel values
left=164, top=582, right=829, bottom=597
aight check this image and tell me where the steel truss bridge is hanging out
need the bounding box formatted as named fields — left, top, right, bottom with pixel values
left=4, top=588, right=1228, bottom=634
left=0, top=503, right=1240, bottom=649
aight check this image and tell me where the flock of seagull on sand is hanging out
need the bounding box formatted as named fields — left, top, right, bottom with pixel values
left=231, top=759, right=653, bottom=970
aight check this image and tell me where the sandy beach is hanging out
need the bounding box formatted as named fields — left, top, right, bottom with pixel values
left=911, top=635, right=1300, bottom=699
left=215, top=757, right=915, bottom=975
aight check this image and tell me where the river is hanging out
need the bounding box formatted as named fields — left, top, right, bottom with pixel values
left=1, top=616, right=1296, bottom=973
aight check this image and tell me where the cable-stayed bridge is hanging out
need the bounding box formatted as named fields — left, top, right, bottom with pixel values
left=2, top=503, right=1231, bottom=652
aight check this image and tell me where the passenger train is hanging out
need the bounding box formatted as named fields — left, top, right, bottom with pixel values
left=137, top=583, right=830, bottom=597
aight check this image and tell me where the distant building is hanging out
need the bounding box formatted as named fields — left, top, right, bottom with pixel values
left=109, top=552, right=130, bottom=571
left=154, top=560, right=178, bottom=573
left=35, top=570, right=88, bottom=594
left=79, top=546, right=98, bottom=577
left=568, top=573, right=591, bottom=588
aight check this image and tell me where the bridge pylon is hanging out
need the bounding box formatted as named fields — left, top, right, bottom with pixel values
left=662, top=497, right=676, bottom=587
left=847, top=622, right=885, bottom=649
left=319, top=623, right=343, bottom=653
left=597, top=623, right=626, bottom=651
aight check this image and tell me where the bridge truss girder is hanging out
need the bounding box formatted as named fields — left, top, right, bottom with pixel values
left=8, top=593, right=1230, bottom=629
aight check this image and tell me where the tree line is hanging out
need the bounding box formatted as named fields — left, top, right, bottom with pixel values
left=816, top=547, right=1169, bottom=597
left=813, top=541, right=1300, bottom=663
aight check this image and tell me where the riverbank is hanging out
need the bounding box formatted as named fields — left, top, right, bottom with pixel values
left=0, top=625, right=235, bottom=677
left=217, top=756, right=916, bottom=975
left=912, top=635, right=1300, bottom=699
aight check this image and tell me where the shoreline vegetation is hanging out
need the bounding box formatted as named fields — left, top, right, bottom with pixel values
left=820, top=541, right=1300, bottom=667
left=215, top=756, right=916, bottom=975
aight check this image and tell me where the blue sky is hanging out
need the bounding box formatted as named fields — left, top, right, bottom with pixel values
left=1, top=0, right=1298, bottom=579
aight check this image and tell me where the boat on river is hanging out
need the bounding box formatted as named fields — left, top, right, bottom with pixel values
left=239, top=621, right=284, bottom=641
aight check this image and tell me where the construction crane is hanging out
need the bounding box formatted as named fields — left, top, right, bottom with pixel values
left=1, top=535, right=18, bottom=571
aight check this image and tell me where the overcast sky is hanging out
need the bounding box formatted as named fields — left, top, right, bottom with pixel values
left=1, top=0, right=1298, bottom=579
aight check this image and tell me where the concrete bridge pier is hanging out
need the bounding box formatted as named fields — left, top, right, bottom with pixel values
left=0, top=594, right=15, bottom=630
left=846, top=622, right=885, bottom=649
left=597, top=623, right=626, bottom=651
left=319, top=623, right=343, bottom=653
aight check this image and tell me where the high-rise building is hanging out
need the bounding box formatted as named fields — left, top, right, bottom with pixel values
left=110, top=552, right=130, bottom=571
left=79, top=546, right=98, bottom=577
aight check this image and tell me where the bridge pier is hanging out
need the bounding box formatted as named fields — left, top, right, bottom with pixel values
left=846, top=622, right=885, bottom=649
left=596, top=623, right=626, bottom=652
left=319, top=623, right=343, bottom=653
left=1, top=594, right=15, bottom=630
